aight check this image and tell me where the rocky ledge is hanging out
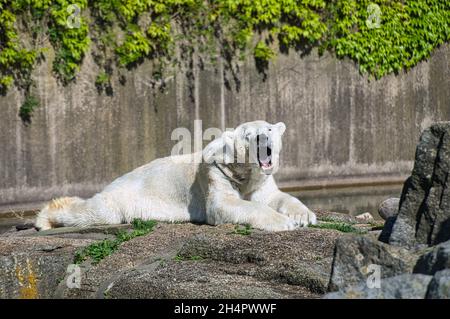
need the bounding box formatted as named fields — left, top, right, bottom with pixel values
left=0, top=211, right=378, bottom=299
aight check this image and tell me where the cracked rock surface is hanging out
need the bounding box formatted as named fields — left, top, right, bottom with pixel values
left=1, top=217, right=358, bottom=299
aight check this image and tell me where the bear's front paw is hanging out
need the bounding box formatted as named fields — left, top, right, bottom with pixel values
left=284, top=206, right=317, bottom=227
left=253, top=213, right=299, bottom=232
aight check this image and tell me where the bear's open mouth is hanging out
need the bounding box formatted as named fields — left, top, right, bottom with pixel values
left=257, top=134, right=273, bottom=169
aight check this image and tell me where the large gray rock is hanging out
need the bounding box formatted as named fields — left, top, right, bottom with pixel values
left=414, top=239, right=450, bottom=275
left=105, top=259, right=319, bottom=299
left=1, top=212, right=356, bottom=298
left=324, top=274, right=433, bottom=299
left=0, top=236, right=93, bottom=299
left=388, top=122, right=450, bottom=248
left=426, top=269, right=450, bottom=299
left=378, top=198, right=400, bottom=221
left=328, top=235, right=421, bottom=292
left=75, top=224, right=343, bottom=299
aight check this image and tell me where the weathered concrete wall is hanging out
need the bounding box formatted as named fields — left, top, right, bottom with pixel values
left=0, top=43, right=449, bottom=206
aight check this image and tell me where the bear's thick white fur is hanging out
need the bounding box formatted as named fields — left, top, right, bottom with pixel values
left=35, top=121, right=316, bottom=231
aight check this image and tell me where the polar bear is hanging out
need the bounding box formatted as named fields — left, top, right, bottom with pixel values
left=35, top=120, right=316, bottom=231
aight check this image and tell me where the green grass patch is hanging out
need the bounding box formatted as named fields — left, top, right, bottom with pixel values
left=189, top=255, right=203, bottom=261
left=173, top=254, right=184, bottom=262
left=74, top=219, right=157, bottom=265
left=310, top=222, right=366, bottom=234
left=233, top=224, right=253, bottom=236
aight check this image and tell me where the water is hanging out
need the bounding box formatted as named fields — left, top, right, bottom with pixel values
left=293, top=184, right=403, bottom=219
left=0, top=184, right=403, bottom=234
left=0, top=217, right=29, bottom=234
left=0, top=210, right=37, bottom=234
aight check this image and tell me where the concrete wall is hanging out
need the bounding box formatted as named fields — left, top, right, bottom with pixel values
left=0, top=43, right=449, bottom=206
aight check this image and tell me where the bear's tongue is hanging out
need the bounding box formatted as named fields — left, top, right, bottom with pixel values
left=259, top=153, right=271, bottom=166
left=261, top=161, right=271, bottom=168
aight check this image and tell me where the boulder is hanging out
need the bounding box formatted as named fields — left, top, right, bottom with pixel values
left=378, top=198, right=400, bottom=221
left=324, top=274, right=433, bottom=299
left=378, top=216, right=397, bottom=243
left=414, top=239, right=450, bottom=275
left=426, top=269, right=450, bottom=299
left=328, top=235, right=421, bottom=292
left=388, top=122, right=450, bottom=248
left=0, top=236, right=93, bottom=299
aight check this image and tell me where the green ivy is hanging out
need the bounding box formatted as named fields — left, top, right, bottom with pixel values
left=325, top=0, right=450, bottom=78
left=19, top=94, right=39, bottom=123
left=254, top=41, right=275, bottom=62
left=116, top=27, right=151, bottom=66
left=0, top=2, right=38, bottom=92
left=0, top=0, right=449, bottom=96
left=95, top=70, right=109, bottom=85
left=48, top=0, right=90, bottom=83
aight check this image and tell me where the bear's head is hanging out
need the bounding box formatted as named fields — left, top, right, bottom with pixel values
left=204, top=120, right=286, bottom=175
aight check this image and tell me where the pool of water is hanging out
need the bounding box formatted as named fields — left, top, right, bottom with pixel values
left=0, top=217, right=35, bottom=234
left=293, top=184, right=403, bottom=219
left=0, top=207, right=37, bottom=234
left=0, top=184, right=403, bottom=234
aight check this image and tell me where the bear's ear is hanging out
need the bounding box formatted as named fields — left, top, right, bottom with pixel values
left=274, top=122, right=286, bottom=135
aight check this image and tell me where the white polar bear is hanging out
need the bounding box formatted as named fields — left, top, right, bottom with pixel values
left=35, top=120, right=316, bottom=231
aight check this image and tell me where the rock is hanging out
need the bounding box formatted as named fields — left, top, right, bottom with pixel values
left=378, top=216, right=397, bottom=243
left=324, top=123, right=450, bottom=298
left=0, top=227, right=38, bottom=237
left=103, top=224, right=342, bottom=299
left=388, top=122, right=450, bottom=248
left=426, top=269, right=450, bottom=299
left=175, top=229, right=337, bottom=293
left=32, top=224, right=133, bottom=238
left=0, top=215, right=350, bottom=299
left=314, top=209, right=360, bottom=224
left=105, top=260, right=319, bottom=299
left=78, top=225, right=341, bottom=299
left=324, top=274, right=433, bottom=299
left=355, top=213, right=374, bottom=222
left=328, top=235, right=421, bottom=292
left=15, top=223, right=35, bottom=231
left=378, top=198, right=400, bottom=221
left=0, top=236, right=93, bottom=299
left=414, top=239, right=450, bottom=275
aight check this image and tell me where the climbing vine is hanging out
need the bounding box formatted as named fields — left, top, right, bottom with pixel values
left=325, top=0, right=450, bottom=78
left=0, top=0, right=449, bottom=118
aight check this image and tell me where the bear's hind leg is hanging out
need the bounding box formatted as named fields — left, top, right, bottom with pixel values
left=34, top=197, right=112, bottom=230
